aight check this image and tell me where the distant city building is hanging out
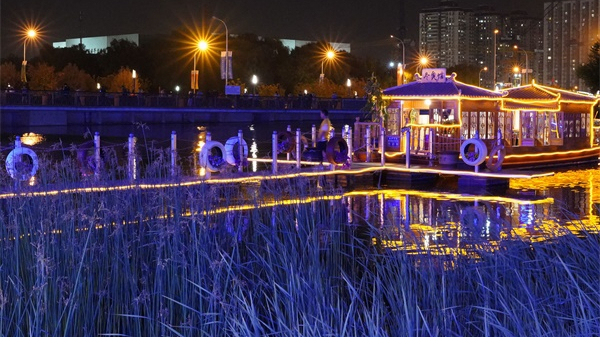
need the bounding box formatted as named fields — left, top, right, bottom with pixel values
left=419, top=1, right=555, bottom=89
left=543, top=0, right=600, bottom=91
left=473, top=5, right=503, bottom=88
left=419, top=1, right=474, bottom=69
left=53, top=34, right=139, bottom=54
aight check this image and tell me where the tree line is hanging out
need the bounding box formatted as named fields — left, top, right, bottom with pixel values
left=0, top=28, right=398, bottom=98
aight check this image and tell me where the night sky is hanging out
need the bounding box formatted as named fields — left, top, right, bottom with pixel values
left=1, top=0, right=547, bottom=62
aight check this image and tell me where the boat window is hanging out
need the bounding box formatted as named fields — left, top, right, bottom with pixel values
left=547, top=112, right=564, bottom=146
left=460, top=111, right=497, bottom=140
left=520, top=111, right=536, bottom=146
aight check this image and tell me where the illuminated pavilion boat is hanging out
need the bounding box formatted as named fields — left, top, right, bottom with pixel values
left=373, top=69, right=600, bottom=170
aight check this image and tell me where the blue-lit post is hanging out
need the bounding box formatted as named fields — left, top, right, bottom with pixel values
left=212, top=16, right=229, bottom=95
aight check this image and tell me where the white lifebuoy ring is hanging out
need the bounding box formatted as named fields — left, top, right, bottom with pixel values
left=486, top=144, right=505, bottom=172
left=224, top=136, right=249, bottom=166
left=460, top=138, right=488, bottom=166
left=6, top=147, right=39, bottom=181
left=199, top=141, right=227, bottom=172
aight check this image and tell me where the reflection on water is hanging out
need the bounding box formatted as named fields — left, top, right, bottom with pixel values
left=343, top=168, right=599, bottom=260
left=199, top=167, right=599, bottom=263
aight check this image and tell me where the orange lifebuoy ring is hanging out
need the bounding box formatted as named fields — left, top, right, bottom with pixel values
left=486, top=144, right=505, bottom=172
left=325, top=136, right=349, bottom=165
left=277, top=131, right=296, bottom=154
left=460, top=138, right=488, bottom=166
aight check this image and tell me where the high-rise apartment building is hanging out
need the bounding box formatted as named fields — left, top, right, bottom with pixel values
left=418, top=1, right=474, bottom=69
left=419, top=2, right=544, bottom=89
left=473, top=6, right=502, bottom=88
left=418, top=0, right=599, bottom=93
left=543, top=0, right=600, bottom=91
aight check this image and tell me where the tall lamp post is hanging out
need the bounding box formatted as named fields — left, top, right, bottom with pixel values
left=478, top=66, right=488, bottom=87
left=320, top=50, right=335, bottom=82
left=251, top=74, right=258, bottom=95
left=192, top=40, right=208, bottom=94
left=513, top=45, right=529, bottom=85
left=21, top=28, right=37, bottom=83
left=513, top=67, right=521, bottom=87
left=212, top=16, right=229, bottom=95
left=131, top=69, right=137, bottom=93
left=493, top=29, right=499, bottom=89
left=390, top=35, right=406, bottom=85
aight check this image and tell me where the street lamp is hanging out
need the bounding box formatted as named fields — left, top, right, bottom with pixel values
left=251, top=74, right=258, bottom=95
left=320, top=49, right=335, bottom=82
left=346, top=78, right=351, bottom=96
left=192, top=40, right=208, bottom=94
left=390, top=35, right=406, bottom=85
left=479, top=66, right=488, bottom=87
left=493, top=29, right=499, bottom=88
left=212, top=16, right=229, bottom=95
left=513, top=45, right=529, bottom=85
left=513, top=66, right=521, bottom=86
left=21, top=28, right=37, bottom=83
left=417, top=56, right=429, bottom=75
left=132, top=69, right=137, bottom=93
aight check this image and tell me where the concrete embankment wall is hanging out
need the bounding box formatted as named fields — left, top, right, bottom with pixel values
left=1, top=106, right=363, bottom=130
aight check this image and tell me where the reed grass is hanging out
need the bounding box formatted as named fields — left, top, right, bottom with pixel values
left=0, top=143, right=598, bottom=336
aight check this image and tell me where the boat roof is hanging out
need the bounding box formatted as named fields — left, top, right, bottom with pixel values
left=504, top=84, right=599, bottom=104
left=382, top=73, right=505, bottom=100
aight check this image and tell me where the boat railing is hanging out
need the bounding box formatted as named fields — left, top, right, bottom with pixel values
left=352, top=122, right=461, bottom=161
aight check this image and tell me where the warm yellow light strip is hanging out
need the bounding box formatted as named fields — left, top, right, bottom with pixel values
left=505, top=146, right=600, bottom=159
left=0, top=161, right=553, bottom=200
left=345, top=189, right=554, bottom=205
left=405, top=123, right=461, bottom=128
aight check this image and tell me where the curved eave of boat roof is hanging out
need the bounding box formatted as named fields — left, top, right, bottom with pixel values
left=382, top=77, right=505, bottom=100
left=505, top=83, right=599, bottom=104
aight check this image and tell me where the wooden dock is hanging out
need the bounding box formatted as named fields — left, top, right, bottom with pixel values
left=243, top=159, right=554, bottom=191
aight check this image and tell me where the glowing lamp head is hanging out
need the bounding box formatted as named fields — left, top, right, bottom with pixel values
left=198, top=40, right=208, bottom=51
left=420, top=57, right=428, bottom=66
left=27, top=29, right=36, bottom=39
left=326, top=50, right=335, bottom=60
